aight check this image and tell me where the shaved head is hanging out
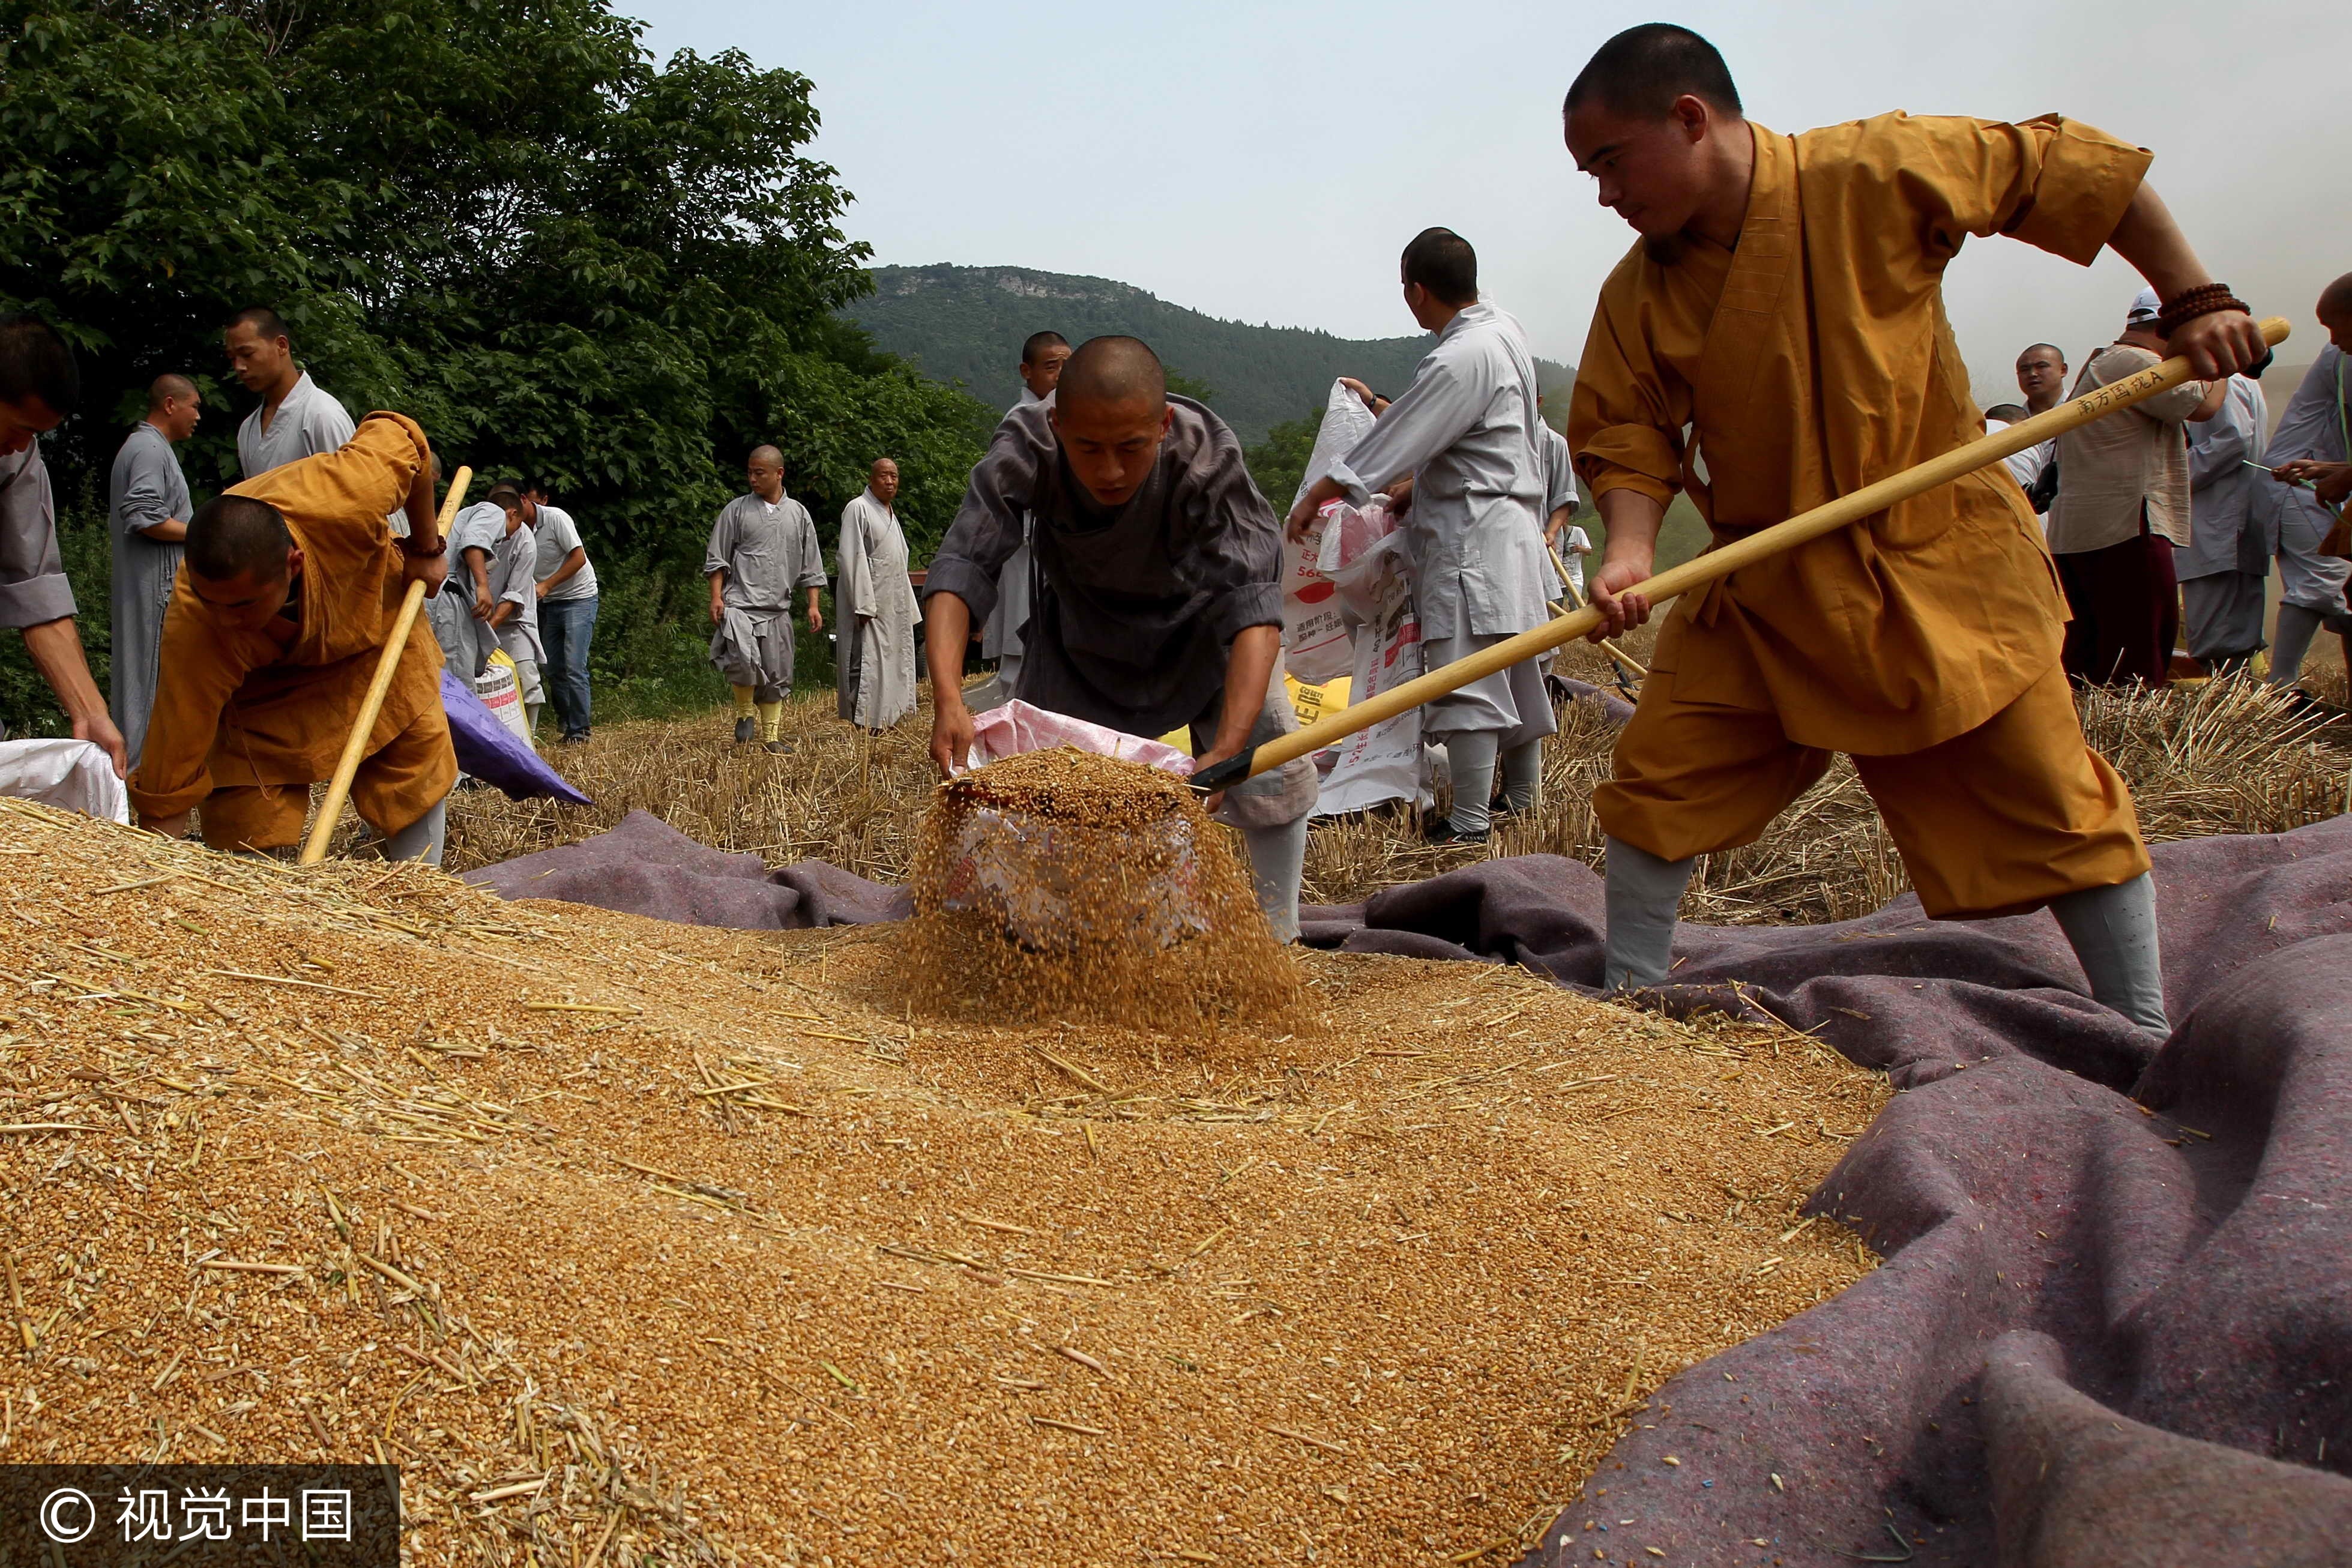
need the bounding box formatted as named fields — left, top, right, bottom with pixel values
left=1057, top=336, right=1166, bottom=412
left=147, top=373, right=197, bottom=411
left=2321, top=273, right=2352, bottom=319
left=748, top=444, right=782, bottom=468
left=187, top=495, right=295, bottom=582
left=1564, top=23, right=1741, bottom=121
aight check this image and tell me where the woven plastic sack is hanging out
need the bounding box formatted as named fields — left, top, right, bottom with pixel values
left=0, top=738, right=128, bottom=824
left=1280, top=381, right=1383, bottom=684
left=965, top=699, right=1195, bottom=777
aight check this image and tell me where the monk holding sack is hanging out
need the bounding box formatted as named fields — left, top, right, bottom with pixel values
left=1563, top=25, right=2269, bottom=1033
left=130, top=412, right=457, bottom=863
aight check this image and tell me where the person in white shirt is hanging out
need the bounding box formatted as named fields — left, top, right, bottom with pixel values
left=1290, top=229, right=1553, bottom=843
left=224, top=307, right=355, bottom=478
left=523, top=481, right=597, bottom=743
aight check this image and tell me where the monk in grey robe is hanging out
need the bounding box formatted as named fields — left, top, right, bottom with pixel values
left=449, top=484, right=544, bottom=725
left=970, top=333, right=1073, bottom=711
left=834, top=458, right=920, bottom=731
left=108, top=375, right=201, bottom=767
left=924, top=335, right=1317, bottom=942
left=706, top=445, right=825, bottom=750
left=1291, top=229, right=1554, bottom=843
left=224, top=307, right=356, bottom=478
left=2179, top=372, right=2270, bottom=675
left=2261, top=279, right=2352, bottom=694
left=0, top=315, right=124, bottom=772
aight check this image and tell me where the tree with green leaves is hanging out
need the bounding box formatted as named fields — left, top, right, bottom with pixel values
left=0, top=0, right=993, bottom=724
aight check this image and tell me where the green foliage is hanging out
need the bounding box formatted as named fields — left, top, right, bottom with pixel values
left=1242, top=407, right=1324, bottom=513
left=0, top=0, right=991, bottom=732
left=848, top=265, right=1575, bottom=445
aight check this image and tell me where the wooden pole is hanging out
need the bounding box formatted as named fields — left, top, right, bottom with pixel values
left=1549, top=540, right=1648, bottom=678
left=298, top=465, right=473, bottom=866
left=1194, top=317, right=2291, bottom=792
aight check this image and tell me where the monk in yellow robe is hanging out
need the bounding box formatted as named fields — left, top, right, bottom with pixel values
left=1561, top=25, right=2269, bottom=1033
left=128, top=412, right=457, bottom=861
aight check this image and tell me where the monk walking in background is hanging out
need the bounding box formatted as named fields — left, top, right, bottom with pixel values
left=835, top=457, right=920, bottom=732
left=129, top=412, right=456, bottom=862
left=706, top=445, right=825, bottom=753
left=108, top=373, right=201, bottom=769
left=1563, top=23, right=2267, bottom=1034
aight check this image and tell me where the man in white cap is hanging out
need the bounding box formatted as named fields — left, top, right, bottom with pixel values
left=2045, top=288, right=2225, bottom=687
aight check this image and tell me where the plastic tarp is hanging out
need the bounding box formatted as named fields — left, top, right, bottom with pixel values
left=441, top=669, right=591, bottom=805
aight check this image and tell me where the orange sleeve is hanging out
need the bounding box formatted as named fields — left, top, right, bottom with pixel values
left=1840, top=112, right=2151, bottom=270
left=125, top=585, right=255, bottom=820
left=1566, top=251, right=1689, bottom=508
left=228, top=412, right=430, bottom=558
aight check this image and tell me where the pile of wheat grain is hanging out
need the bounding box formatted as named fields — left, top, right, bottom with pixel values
left=1, top=796, right=1886, bottom=1567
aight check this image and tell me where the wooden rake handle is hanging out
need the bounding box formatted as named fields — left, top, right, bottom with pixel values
left=298, top=465, right=473, bottom=866
left=1194, top=316, right=2292, bottom=794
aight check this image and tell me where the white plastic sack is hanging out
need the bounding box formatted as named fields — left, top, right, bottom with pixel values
left=0, top=738, right=130, bottom=824
left=965, top=699, right=1195, bottom=777
left=1281, top=381, right=1383, bottom=685
left=1313, top=537, right=1430, bottom=817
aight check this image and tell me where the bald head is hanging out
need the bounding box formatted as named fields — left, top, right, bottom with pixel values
left=147, top=373, right=196, bottom=411
left=188, top=495, right=295, bottom=583
left=746, top=444, right=785, bottom=504
left=1057, top=336, right=1166, bottom=413
left=2321, top=273, right=2352, bottom=321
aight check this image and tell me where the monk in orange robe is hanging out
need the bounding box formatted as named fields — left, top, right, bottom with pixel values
left=1561, top=25, right=2269, bottom=1034
left=128, top=412, right=457, bottom=861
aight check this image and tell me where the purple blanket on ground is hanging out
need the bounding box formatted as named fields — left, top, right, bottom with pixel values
left=460, top=809, right=908, bottom=928
left=466, top=806, right=2352, bottom=1564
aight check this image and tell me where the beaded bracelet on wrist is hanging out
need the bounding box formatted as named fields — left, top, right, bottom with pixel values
left=2157, top=283, right=2250, bottom=336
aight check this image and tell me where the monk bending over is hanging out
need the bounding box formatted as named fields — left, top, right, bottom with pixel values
left=922, top=336, right=1318, bottom=941
left=130, top=412, right=457, bottom=863
left=1563, top=25, right=2267, bottom=1033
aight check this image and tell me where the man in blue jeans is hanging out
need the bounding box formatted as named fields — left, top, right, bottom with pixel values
left=525, top=480, right=599, bottom=743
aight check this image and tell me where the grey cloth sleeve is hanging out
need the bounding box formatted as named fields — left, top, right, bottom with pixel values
left=114, top=437, right=175, bottom=536
left=1328, top=354, right=1489, bottom=501
left=792, top=503, right=827, bottom=590
left=0, top=448, right=75, bottom=629
left=924, top=417, right=1048, bottom=626
left=703, top=502, right=738, bottom=580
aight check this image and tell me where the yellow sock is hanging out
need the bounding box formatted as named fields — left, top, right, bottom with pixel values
left=758, top=701, right=783, bottom=742
left=731, top=686, right=757, bottom=717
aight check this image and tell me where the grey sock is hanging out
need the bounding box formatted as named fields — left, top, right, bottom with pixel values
left=1501, top=740, right=1543, bottom=812
left=1444, top=731, right=1500, bottom=834
left=1603, top=836, right=1695, bottom=991
left=382, top=796, right=448, bottom=869
left=1241, top=816, right=1309, bottom=943
left=2049, top=872, right=2168, bottom=1034
left=2270, top=604, right=2326, bottom=687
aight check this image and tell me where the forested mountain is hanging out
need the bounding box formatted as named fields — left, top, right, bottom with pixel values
left=845, top=265, right=1575, bottom=445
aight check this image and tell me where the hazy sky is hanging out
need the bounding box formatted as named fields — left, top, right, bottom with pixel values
left=631, top=0, right=2347, bottom=400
